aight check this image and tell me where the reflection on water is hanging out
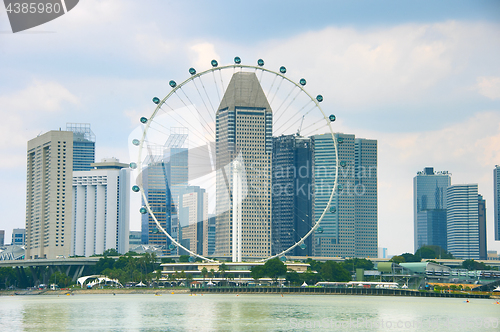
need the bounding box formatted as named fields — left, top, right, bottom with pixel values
left=0, top=294, right=498, bottom=331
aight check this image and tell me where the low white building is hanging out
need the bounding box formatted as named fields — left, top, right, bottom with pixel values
left=71, top=158, right=130, bottom=256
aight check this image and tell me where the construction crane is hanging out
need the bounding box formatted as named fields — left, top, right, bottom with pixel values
left=296, top=115, right=305, bottom=136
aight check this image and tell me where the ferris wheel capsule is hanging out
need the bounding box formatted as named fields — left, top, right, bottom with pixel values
left=139, top=207, right=148, bottom=214
left=317, top=226, right=324, bottom=234
left=257, top=59, right=264, bottom=66
left=131, top=185, right=140, bottom=192
left=299, top=78, right=306, bottom=86
left=152, top=97, right=160, bottom=104
left=329, top=114, right=336, bottom=122
left=299, top=243, right=307, bottom=250
left=330, top=206, right=336, bottom=213
left=211, top=59, right=218, bottom=67
left=279, top=66, right=286, bottom=74
left=140, top=117, right=148, bottom=124
left=234, top=56, right=241, bottom=64
left=189, top=68, right=196, bottom=75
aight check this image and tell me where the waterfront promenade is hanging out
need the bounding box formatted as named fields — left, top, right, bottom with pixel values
left=196, top=286, right=492, bottom=299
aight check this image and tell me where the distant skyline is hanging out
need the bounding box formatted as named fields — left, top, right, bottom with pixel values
left=1, top=1, right=499, bottom=255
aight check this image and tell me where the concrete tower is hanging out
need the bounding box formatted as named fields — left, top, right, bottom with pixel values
left=215, top=72, right=272, bottom=261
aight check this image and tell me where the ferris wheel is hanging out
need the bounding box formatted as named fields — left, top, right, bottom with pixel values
left=130, top=57, right=339, bottom=262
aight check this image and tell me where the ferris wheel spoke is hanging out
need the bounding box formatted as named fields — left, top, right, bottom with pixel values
left=195, top=75, right=217, bottom=122
left=273, top=87, right=302, bottom=126
left=273, top=99, right=313, bottom=132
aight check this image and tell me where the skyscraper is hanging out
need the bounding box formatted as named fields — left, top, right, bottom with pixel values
left=215, top=72, right=272, bottom=261
left=26, top=130, right=74, bottom=259
left=72, top=158, right=130, bottom=256
left=478, top=194, right=487, bottom=260
left=178, top=186, right=208, bottom=256
left=312, top=133, right=377, bottom=258
left=141, top=143, right=188, bottom=250
left=66, top=123, right=95, bottom=171
left=0, top=230, right=4, bottom=246
left=446, top=184, right=480, bottom=260
left=272, top=135, right=314, bottom=256
left=354, top=138, right=378, bottom=258
left=413, top=167, right=451, bottom=252
left=494, top=165, right=500, bottom=241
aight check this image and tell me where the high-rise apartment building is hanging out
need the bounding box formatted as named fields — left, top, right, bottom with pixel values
left=178, top=186, right=208, bottom=256
left=215, top=72, right=272, bottom=261
left=271, top=135, right=314, bottom=256
left=494, top=165, right=500, bottom=241
left=413, top=167, right=451, bottom=252
left=11, top=228, right=26, bottom=246
left=446, top=184, right=480, bottom=259
left=26, top=130, right=73, bottom=259
left=354, top=138, right=378, bottom=257
left=478, top=194, right=487, bottom=260
left=0, top=230, right=4, bottom=246
left=72, top=158, right=130, bottom=256
left=312, top=133, right=377, bottom=258
left=66, top=123, right=95, bottom=171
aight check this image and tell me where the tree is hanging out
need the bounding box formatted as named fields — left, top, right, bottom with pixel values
left=320, top=261, right=351, bottom=282
left=462, top=259, right=489, bottom=271
left=161, top=257, right=175, bottom=263
left=306, top=259, right=323, bottom=272
left=250, top=265, right=265, bottom=282
left=401, top=253, right=421, bottom=262
left=343, top=258, right=375, bottom=271
left=201, top=267, right=208, bottom=282
left=300, top=269, right=320, bottom=285
left=95, top=257, right=115, bottom=274
left=390, top=255, right=405, bottom=264
left=103, top=248, right=120, bottom=256
left=49, top=271, right=72, bottom=288
left=285, top=270, right=301, bottom=286
left=218, top=263, right=228, bottom=285
left=179, top=255, right=190, bottom=263
left=263, top=259, right=287, bottom=284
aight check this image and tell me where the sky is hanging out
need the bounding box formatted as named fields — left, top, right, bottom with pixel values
left=0, top=0, right=499, bottom=256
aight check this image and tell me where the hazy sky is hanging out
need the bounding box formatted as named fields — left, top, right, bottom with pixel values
left=1, top=0, right=499, bottom=255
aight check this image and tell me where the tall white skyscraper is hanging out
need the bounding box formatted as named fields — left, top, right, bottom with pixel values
left=72, top=158, right=130, bottom=256
left=26, top=130, right=74, bottom=259
left=215, top=72, right=272, bottom=261
left=446, top=184, right=480, bottom=259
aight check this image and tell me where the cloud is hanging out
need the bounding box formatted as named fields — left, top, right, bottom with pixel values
left=259, top=21, right=500, bottom=113
left=476, top=76, right=500, bottom=100
left=0, top=80, right=78, bottom=166
left=368, top=111, right=500, bottom=252
left=190, top=43, right=220, bottom=71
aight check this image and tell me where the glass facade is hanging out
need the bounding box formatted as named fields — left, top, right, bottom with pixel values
left=271, top=135, right=314, bottom=256
left=413, top=167, right=451, bottom=252
left=66, top=123, right=95, bottom=171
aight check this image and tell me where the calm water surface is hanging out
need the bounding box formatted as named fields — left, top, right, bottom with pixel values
left=0, top=293, right=499, bottom=331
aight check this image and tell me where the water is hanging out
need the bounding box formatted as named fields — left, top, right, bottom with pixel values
left=0, top=293, right=499, bottom=331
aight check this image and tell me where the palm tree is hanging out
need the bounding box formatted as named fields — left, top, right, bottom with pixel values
left=201, top=267, right=208, bottom=283
left=218, top=263, right=228, bottom=286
